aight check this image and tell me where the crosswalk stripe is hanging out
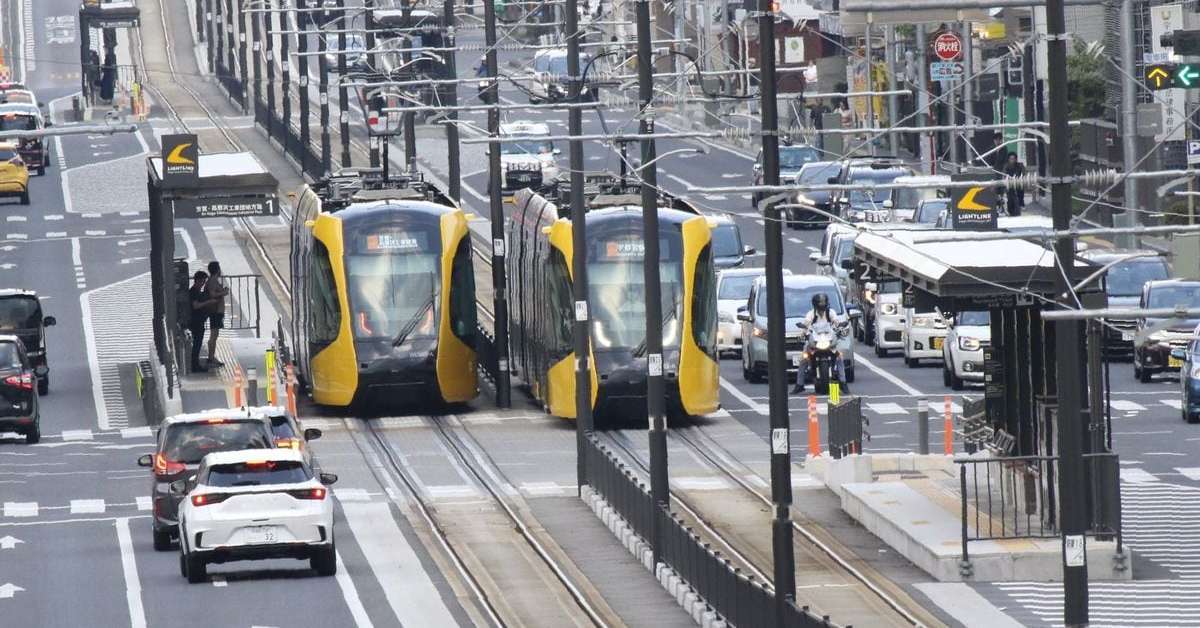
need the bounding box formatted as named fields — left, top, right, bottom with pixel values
left=3, top=502, right=37, bottom=517
left=333, top=488, right=372, bottom=502
left=1110, top=399, right=1146, bottom=412
left=867, top=402, right=908, bottom=415
left=136, top=496, right=152, bottom=511
left=70, top=499, right=106, bottom=514
left=1120, top=468, right=1160, bottom=483
left=61, top=429, right=93, bottom=441
left=1163, top=399, right=1184, bottom=410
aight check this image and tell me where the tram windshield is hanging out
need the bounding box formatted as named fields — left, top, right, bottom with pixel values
left=587, top=223, right=685, bottom=351
left=344, top=224, right=441, bottom=342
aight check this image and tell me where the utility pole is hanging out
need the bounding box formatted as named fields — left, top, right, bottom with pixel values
left=337, top=0, right=351, bottom=168
left=916, top=24, right=932, bottom=174
left=206, top=0, right=215, bottom=75
left=264, top=0, right=277, bottom=140
left=865, top=21, right=876, bottom=152
left=1118, top=0, right=1139, bottom=248
left=298, top=0, right=312, bottom=175
left=250, top=3, right=263, bottom=123
left=279, top=0, right=291, bottom=152
left=484, top=0, right=512, bottom=408
left=885, top=25, right=900, bottom=155
left=567, top=0, right=593, bottom=491
left=401, top=4, right=418, bottom=172
left=365, top=1, right=381, bottom=169
left=635, top=0, right=669, bottom=567
left=758, top=0, right=796, bottom=624
left=1046, top=0, right=1089, bottom=619
left=961, top=19, right=974, bottom=169
left=318, top=17, right=332, bottom=176
left=238, top=0, right=249, bottom=115
left=442, top=0, right=462, bottom=203
left=225, top=0, right=236, bottom=83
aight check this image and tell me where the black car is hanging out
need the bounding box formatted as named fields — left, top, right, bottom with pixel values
left=0, top=336, right=42, bottom=443
left=785, top=161, right=843, bottom=229
left=752, top=144, right=821, bottom=210
left=137, top=411, right=275, bottom=550
left=835, top=165, right=913, bottom=222
left=1133, top=279, right=1200, bottom=383
left=0, top=291, right=55, bottom=395
left=1078, top=250, right=1171, bottom=356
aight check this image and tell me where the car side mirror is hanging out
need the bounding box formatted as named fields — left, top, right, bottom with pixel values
left=137, top=453, right=153, bottom=467
left=816, top=256, right=831, bottom=266
left=752, top=163, right=762, bottom=173
left=1172, top=347, right=1187, bottom=360
left=736, top=305, right=751, bottom=322
left=848, top=307, right=863, bottom=319
left=169, top=479, right=188, bottom=495
left=552, top=148, right=561, bottom=155
left=303, top=427, right=323, bottom=441
left=319, top=472, right=339, bottom=485
left=826, top=176, right=838, bottom=185
left=839, top=259, right=853, bottom=270
left=882, top=199, right=893, bottom=209
left=743, top=245, right=756, bottom=256
left=808, top=252, right=820, bottom=262
left=42, top=316, right=55, bottom=327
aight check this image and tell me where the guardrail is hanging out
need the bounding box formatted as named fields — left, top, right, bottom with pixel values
left=957, top=452, right=1121, bottom=566
left=222, top=274, right=262, bottom=336
left=827, top=396, right=865, bottom=459
left=582, top=434, right=836, bottom=627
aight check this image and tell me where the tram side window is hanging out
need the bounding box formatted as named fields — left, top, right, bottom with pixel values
left=449, top=238, right=477, bottom=345
left=690, top=244, right=718, bottom=357
left=307, top=241, right=341, bottom=346
left=549, top=249, right=573, bottom=360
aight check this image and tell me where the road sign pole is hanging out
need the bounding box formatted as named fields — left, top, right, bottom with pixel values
left=484, top=0, right=511, bottom=409
left=566, top=0, right=593, bottom=491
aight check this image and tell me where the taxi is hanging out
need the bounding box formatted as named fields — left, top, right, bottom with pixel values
left=0, top=142, right=29, bottom=205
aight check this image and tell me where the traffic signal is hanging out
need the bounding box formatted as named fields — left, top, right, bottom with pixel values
left=1145, top=63, right=1200, bottom=89
left=1005, top=57, right=1023, bottom=88
left=1161, top=29, right=1200, bottom=55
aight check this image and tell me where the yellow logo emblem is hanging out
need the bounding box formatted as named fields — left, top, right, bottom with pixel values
left=166, top=142, right=195, bottom=165
left=957, top=187, right=990, bottom=211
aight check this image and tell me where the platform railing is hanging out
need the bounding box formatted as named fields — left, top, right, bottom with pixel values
left=222, top=274, right=262, bottom=336
left=827, top=396, right=865, bottom=459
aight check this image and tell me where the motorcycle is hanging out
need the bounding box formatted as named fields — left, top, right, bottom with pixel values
left=798, top=318, right=849, bottom=395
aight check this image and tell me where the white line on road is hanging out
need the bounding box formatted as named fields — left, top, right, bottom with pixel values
left=854, top=354, right=924, bottom=396
left=5, top=216, right=25, bottom=222
left=719, top=377, right=768, bottom=415
left=43, top=214, right=62, bottom=221
left=46, top=232, right=66, bottom=238
left=3, top=502, right=37, bottom=517
left=1176, top=468, right=1200, bottom=481
left=1120, top=468, right=1160, bottom=483
left=334, top=551, right=375, bottom=628
left=70, top=499, right=106, bottom=514
left=665, top=173, right=692, bottom=189
left=115, top=517, right=147, bottom=628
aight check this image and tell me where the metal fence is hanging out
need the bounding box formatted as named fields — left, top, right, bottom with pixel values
left=957, top=452, right=1122, bottom=565
left=827, top=396, right=865, bottom=459
left=475, top=325, right=501, bottom=388
left=221, top=274, right=262, bottom=336
left=582, top=434, right=835, bottom=628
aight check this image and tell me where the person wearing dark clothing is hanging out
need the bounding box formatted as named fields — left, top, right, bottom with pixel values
left=1003, top=153, right=1026, bottom=216
left=188, top=271, right=215, bottom=373
left=987, top=134, right=1009, bottom=173
left=206, top=261, right=228, bottom=368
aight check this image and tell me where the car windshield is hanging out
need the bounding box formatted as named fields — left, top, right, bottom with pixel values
left=779, top=146, right=819, bottom=170
left=269, top=416, right=298, bottom=439
left=892, top=186, right=940, bottom=210
left=798, top=163, right=841, bottom=184
left=205, top=460, right=311, bottom=487
left=1106, top=258, right=1170, bottom=297
left=163, top=421, right=273, bottom=465
left=0, top=297, right=40, bottom=330
left=833, top=237, right=854, bottom=267
left=915, top=199, right=949, bottom=223
left=719, top=274, right=759, bottom=300
left=501, top=139, right=553, bottom=156
left=847, top=170, right=907, bottom=205
left=0, top=114, right=36, bottom=131
left=711, top=224, right=742, bottom=258
left=958, top=311, right=990, bottom=326
left=1148, top=284, right=1200, bottom=309
left=547, top=56, right=569, bottom=76
left=878, top=279, right=902, bottom=294
left=758, top=284, right=845, bottom=318
left=0, top=342, right=20, bottom=369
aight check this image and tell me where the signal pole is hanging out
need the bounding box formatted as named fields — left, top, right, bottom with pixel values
left=365, top=1, right=380, bottom=168
left=337, top=0, right=352, bottom=168
left=567, top=0, right=593, bottom=488
left=635, top=0, right=669, bottom=567
left=484, top=0, right=511, bottom=408
left=757, top=0, right=797, bottom=622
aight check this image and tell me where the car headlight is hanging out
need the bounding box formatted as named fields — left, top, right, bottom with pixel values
left=880, top=302, right=898, bottom=315
left=959, top=337, right=981, bottom=351
left=719, top=311, right=734, bottom=323
left=1148, top=330, right=1169, bottom=344
left=752, top=327, right=767, bottom=338
left=794, top=194, right=814, bottom=205
left=912, top=315, right=933, bottom=327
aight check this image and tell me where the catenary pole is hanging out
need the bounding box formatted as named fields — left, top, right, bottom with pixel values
left=1046, top=0, right=1089, bottom=619
left=297, top=0, right=312, bottom=175
left=484, top=0, right=512, bottom=407
left=365, top=1, right=381, bottom=168
left=318, top=15, right=332, bottom=176
left=635, top=0, right=669, bottom=568
left=337, top=0, right=351, bottom=167
left=961, top=19, right=974, bottom=168
left=758, top=1, right=797, bottom=623
left=443, top=0, right=462, bottom=203
left=1117, top=0, right=1138, bottom=248
left=885, top=25, right=900, bottom=154
left=915, top=23, right=932, bottom=174
left=280, top=0, right=292, bottom=152
left=567, top=0, right=594, bottom=489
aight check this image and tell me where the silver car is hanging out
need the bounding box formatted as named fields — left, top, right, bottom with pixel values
left=715, top=267, right=790, bottom=358
left=738, top=275, right=859, bottom=383
left=942, top=311, right=991, bottom=389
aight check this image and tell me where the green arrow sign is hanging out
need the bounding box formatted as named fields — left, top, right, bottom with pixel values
left=1178, top=64, right=1200, bottom=87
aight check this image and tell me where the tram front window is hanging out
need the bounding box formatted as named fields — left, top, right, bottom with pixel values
left=345, top=230, right=440, bottom=342
left=588, top=233, right=684, bottom=352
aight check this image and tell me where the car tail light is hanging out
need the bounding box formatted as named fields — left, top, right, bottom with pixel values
left=275, top=437, right=302, bottom=450
left=152, top=453, right=186, bottom=477
left=289, top=488, right=326, bottom=501
left=190, top=493, right=231, bottom=507
left=3, top=374, right=31, bottom=390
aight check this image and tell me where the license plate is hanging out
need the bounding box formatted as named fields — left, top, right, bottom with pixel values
left=1170, top=355, right=1184, bottom=369
left=932, top=337, right=944, bottom=350
left=242, top=525, right=280, bottom=545
left=1121, top=331, right=1133, bottom=342
left=789, top=353, right=802, bottom=367
left=516, top=174, right=531, bottom=182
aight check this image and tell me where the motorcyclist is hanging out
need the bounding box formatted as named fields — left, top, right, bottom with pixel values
left=792, top=293, right=850, bottom=394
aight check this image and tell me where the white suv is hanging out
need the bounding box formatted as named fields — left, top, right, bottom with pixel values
left=902, top=308, right=947, bottom=367
left=869, top=281, right=905, bottom=357
left=499, top=121, right=560, bottom=192
left=942, top=310, right=991, bottom=390
left=176, top=449, right=338, bottom=583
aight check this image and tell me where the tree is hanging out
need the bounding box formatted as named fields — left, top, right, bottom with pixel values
left=1067, top=40, right=1106, bottom=119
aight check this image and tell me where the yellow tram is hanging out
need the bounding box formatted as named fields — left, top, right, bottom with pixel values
left=290, top=172, right=478, bottom=407
left=507, top=187, right=720, bottom=420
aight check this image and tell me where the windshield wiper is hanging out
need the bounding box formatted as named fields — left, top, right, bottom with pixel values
left=392, top=293, right=436, bottom=347
left=633, top=300, right=680, bottom=358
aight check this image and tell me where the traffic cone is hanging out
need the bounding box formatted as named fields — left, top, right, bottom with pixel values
left=944, top=395, right=953, bottom=455
left=232, top=367, right=244, bottom=408
left=285, top=365, right=297, bottom=417
left=808, top=394, right=820, bottom=457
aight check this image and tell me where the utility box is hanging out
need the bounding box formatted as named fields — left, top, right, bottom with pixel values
left=1174, top=233, right=1200, bottom=279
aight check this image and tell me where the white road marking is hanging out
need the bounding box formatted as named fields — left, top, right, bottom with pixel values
left=0, top=535, right=22, bottom=549
left=719, top=376, right=768, bottom=415
left=46, top=232, right=66, bottom=238
left=7, top=234, right=26, bottom=240
left=6, top=216, right=25, bottom=222
left=70, top=499, right=106, bottom=514
left=867, top=402, right=908, bottom=415
left=333, top=488, right=372, bottom=502
left=705, top=194, right=729, bottom=200
left=174, top=227, right=197, bottom=262
left=71, top=237, right=82, bottom=266
left=334, top=551, right=375, bottom=628
left=1120, top=468, right=1160, bottom=483
left=341, top=502, right=458, bottom=627
left=1163, top=399, right=1184, bottom=410
left=61, top=429, right=93, bottom=441
left=211, top=577, right=227, bottom=587
left=3, top=502, right=37, bottom=517
left=855, top=354, right=924, bottom=396
left=787, top=237, right=804, bottom=244
left=115, top=517, right=147, bottom=628
left=665, top=173, right=692, bottom=188
left=1110, top=399, right=1146, bottom=412
left=135, top=496, right=151, bottom=511
left=43, top=214, right=62, bottom=221
left=120, top=427, right=153, bottom=439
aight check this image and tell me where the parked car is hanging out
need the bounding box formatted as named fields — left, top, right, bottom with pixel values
left=715, top=267, right=790, bottom=357
left=1175, top=328, right=1200, bottom=422
left=1078, top=249, right=1171, bottom=356
left=902, top=307, right=948, bottom=368
left=176, top=448, right=339, bottom=583
left=752, top=144, right=820, bottom=209
left=943, top=310, right=991, bottom=390
left=785, top=161, right=843, bottom=228
left=1133, top=279, right=1200, bottom=382
left=528, top=48, right=597, bottom=103
left=707, top=216, right=755, bottom=269
left=0, top=335, right=42, bottom=443
left=738, top=275, right=859, bottom=383
left=137, top=409, right=276, bottom=550
left=0, top=290, right=54, bottom=394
